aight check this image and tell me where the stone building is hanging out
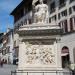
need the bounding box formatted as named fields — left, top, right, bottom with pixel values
left=0, top=33, right=3, bottom=61
left=0, top=29, right=14, bottom=64
left=11, top=0, right=75, bottom=74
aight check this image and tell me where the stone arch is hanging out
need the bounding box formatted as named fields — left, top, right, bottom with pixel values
left=61, top=46, right=70, bottom=68
left=61, top=46, right=69, bottom=53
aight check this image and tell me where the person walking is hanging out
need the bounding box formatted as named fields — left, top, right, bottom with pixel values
left=0, top=60, right=3, bottom=67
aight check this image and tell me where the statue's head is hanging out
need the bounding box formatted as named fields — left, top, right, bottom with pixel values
left=39, top=0, right=43, bottom=4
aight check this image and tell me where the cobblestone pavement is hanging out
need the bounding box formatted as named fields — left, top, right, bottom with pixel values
left=0, top=64, right=17, bottom=75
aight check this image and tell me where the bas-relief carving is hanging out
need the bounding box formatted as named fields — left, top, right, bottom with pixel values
left=25, top=41, right=55, bottom=65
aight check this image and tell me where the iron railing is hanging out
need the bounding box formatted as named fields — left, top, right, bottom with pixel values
left=11, top=70, right=75, bottom=75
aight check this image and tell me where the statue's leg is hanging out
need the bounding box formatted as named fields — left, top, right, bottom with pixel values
left=43, top=13, right=46, bottom=23
left=41, top=13, right=45, bottom=23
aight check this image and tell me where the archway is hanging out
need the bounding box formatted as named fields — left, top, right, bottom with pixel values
left=61, top=46, right=70, bottom=68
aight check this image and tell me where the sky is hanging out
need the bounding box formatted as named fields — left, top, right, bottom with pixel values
left=0, top=0, right=22, bottom=32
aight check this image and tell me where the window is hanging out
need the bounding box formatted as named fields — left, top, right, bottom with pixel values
left=69, top=7, right=72, bottom=15
left=58, top=10, right=67, bottom=19
left=29, top=19, right=32, bottom=24
left=15, top=47, right=19, bottom=58
left=70, top=0, right=75, bottom=3
left=0, top=49, right=2, bottom=53
left=7, top=47, right=10, bottom=53
left=50, top=2, right=56, bottom=14
left=20, top=9, right=24, bottom=17
left=49, top=15, right=57, bottom=23
left=59, top=0, right=66, bottom=9
left=21, top=21, right=23, bottom=26
left=58, top=13, right=61, bottom=19
left=49, top=18, right=51, bottom=23
left=52, top=15, right=56, bottom=21
left=59, top=22, right=61, bottom=27
left=14, top=41, right=16, bottom=47
left=2, top=50, right=6, bottom=55
left=74, top=17, right=75, bottom=24
left=24, top=19, right=27, bottom=25
left=70, top=18, right=73, bottom=31
left=61, top=10, right=67, bottom=17
left=61, top=46, right=70, bottom=68
left=28, top=4, right=32, bottom=12
left=73, top=6, right=75, bottom=11
left=64, top=20, right=68, bottom=32
left=59, top=20, right=68, bottom=33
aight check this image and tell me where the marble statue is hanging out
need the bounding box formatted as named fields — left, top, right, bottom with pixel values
left=33, top=0, right=49, bottom=23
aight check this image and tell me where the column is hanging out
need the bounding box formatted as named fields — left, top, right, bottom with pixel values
left=72, top=17, right=75, bottom=30
left=54, top=37, right=62, bottom=69
left=55, top=0, right=59, bottom=24
left=66, top=0, right=71, bottom=32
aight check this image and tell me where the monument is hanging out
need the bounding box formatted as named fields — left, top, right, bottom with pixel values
left=16, top=0, right=64, bottom=75
left=33, top=0, right=48, bottom=23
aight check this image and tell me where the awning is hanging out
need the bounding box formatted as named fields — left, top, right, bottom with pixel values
left=61, top=53, right=69, bottom=56
left=61, top=46, right=69, bottom=53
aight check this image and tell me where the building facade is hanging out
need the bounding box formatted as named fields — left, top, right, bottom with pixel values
left=0, top=29, right=14, bottom=64
left=11, top=0, right=75, bottom=72
left=0, top=33, right=3, bottom=62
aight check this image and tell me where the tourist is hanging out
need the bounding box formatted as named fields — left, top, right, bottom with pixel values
left=0, top=60, right=3, bottom=67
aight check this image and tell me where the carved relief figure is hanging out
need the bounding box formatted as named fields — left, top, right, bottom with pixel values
left=25, top=41, right=55, bottom=65
left=39, top=45, right=55, bottom=64
left=33, top=0, right=49, bottom=23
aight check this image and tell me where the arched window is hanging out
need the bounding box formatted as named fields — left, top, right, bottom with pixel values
left=61, top=46, right=70, bottom=68
left=61, top=46, right=69, bottom=53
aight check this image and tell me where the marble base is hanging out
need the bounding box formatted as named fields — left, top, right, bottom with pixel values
left=18, top=38, right=62, bottom=69
left=17, top=23, right=64, bottom=75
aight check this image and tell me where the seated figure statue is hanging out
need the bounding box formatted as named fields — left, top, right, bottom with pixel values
left=33, top=0, right=48, bottom=24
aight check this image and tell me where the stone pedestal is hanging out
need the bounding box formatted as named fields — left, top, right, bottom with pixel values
left=17, top=24, right=63, bottom=75
left=18, top=39, right=61, bottom=69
